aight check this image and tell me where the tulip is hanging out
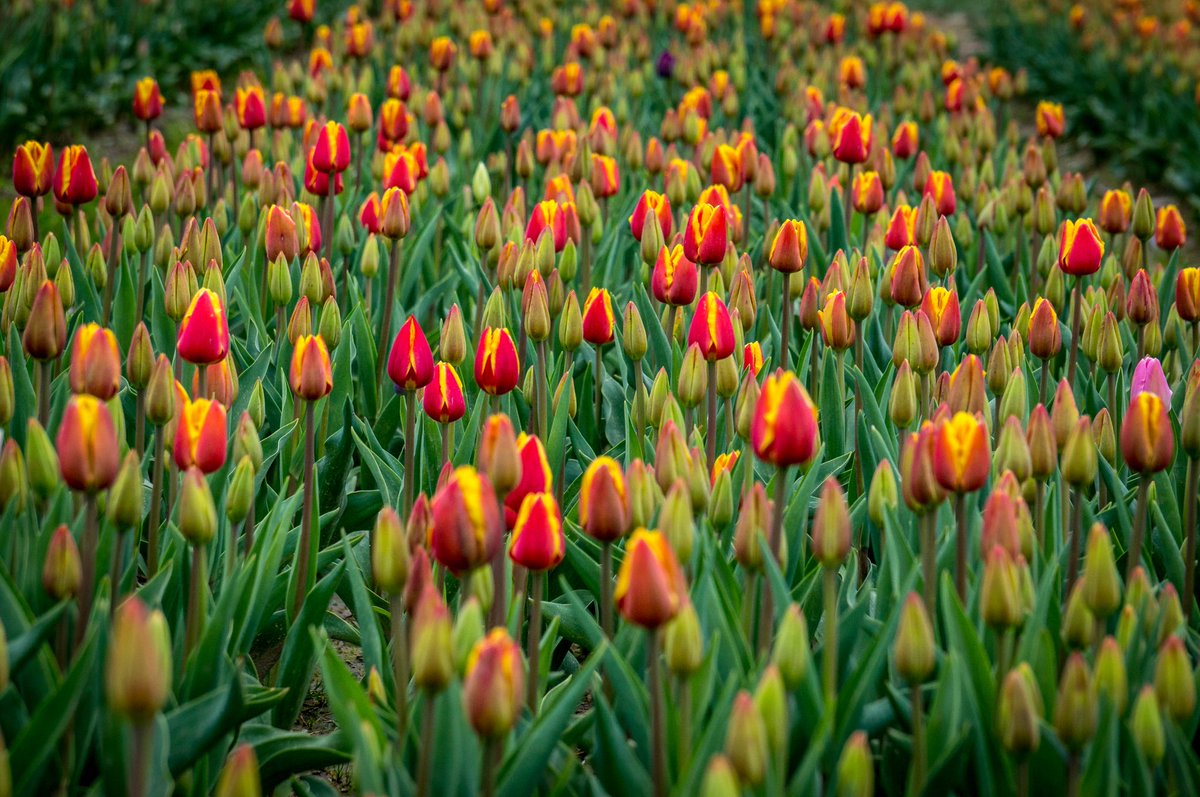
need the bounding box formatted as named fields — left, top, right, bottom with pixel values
left=13, top=140, right=53, bottom=202
left=1122, top=391, right=1174, bottom=579
left=751, top=370, right=819, bottom=471
left=616, top=528, right=687, bottom=629
left=630, top=190, right=673, bottom=242
left=172, top=396, right=227, bottom=474
left=57, top=394, right=120, bottom=494
left=462, top=627, right=524, bottom=783
left=68, top=323, right=121, bottom=400
left=502, top=433, right=552, bottom=529
left=235, top=86, right=266, bottom=132
left=684, top=203, right=728, bottom=265
left=509, top=491, right=563, bottom=711
left=580, top=455, right=628, bottom=636
left=474, top=327, right=520, bottom=398
left=430, top=466, right=503, bottom=576
left=43, top=524, right=82, bottom=601
left=177, top=288, right=230, bottom=366
left=1155, top=205, right=1186, bottom=252
left=53, top=145, right=98, bottom=207
left=830, top=108, right=872, bottom=165
left=289, top=334, right=332, bottom=401
left=1131, top=357, right=1172, bottom=405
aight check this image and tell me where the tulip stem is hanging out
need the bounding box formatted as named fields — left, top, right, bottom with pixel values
left=135, top=250, right=149, bottom=332
left=291, top=400, right=316, bottom=621
left=920, top=513, right=937, bottom=623
left=135, top=390, right=146, bottom=458
left=1017, top=760, right=1030, bottom=797
left=667, top=305, right=680, bottom=348
left=76, top=494, right=99, bottom=646
left=634, top=358, right=646, bottom=457
left=441, top=423, right=451, bottom=468
left=822, top=567, right=838, bottom=711
left=390, top=593, right=410, bottom=754
left=109, top=530, right=126, bottom=611
left=1128, top=476, right=1150, bottom=580
left=416, top=692, right=436, bottom=797
left=185, top=542, right=206, bottom=660
left=648, top=628, right=666, bottom=797
left=403, top=390, right=417, bottom=517
left=759, top=468, right=790, bottom=655
left=129, top=721, right=152, bottom=797
left=36, top=360, right=50, bottom=426
left=780, top=277, right=792, bottom=371
left=526, top=570, right=543, bottom=713
left=594, top=345, right=605, bottom=447
left=705, top=360, right=717, bottom=471
left=1184, top=458, right=1199, bottom=624
left=536, top=339, right=549, bottom=437
left=480, top=739, right=501, bottom=797
left=1067, top=278, right=1082, bottom=385
left=147, top=426, right=165, bottom=577
left=600, top=541, right=614, bottom=638
left=955, top=494, right=968, bottom=602
left=911, top=684, right=925, bottom=795
left=376, top=238, right=401, bottom=415
left=102, top=217, right=119, bottom=327
left=1065, top=486, right=1083, bottom=593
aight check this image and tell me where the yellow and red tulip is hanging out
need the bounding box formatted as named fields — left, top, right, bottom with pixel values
left=12, top=141, right=53, bottom=198
left=430, top=466, right=503, bottom=574
left=768, top=219, right=808, bottom=274
left=1120, top=392, right=1175, bottom=473
left=932, top=411, right=991, bottom=493
left=509, top=492, right=565, bottom=571
left=688, top=292, right=737, bottom=361
left=615, top=529, right=688, bottom=628
left=133, top=78, right=163, bottom=123
left=293, top=201, right=322, bottom=254
left=526, top=199, right=569, bottom=251
left=235, top=86, right=266, bottom=131
left=582, top=287, right=616, bottom=345
left=429, top=36, right=458, bottom=72
left=56, top=394, right=120, bottom=493
left=462, top=628, right=524, bottom=738
left=580, top=456, right=629, bottom=542
left=1099, top=190, right=1132, bottom=235
left=311, top=121, right=351, bottom=174
left=590, top=154, right=620, bottom=198
left=53, top=145, right=98, bottom=206
left=193, top=88, right=222, bottom=134
left=923, top=171, right=957, bottom=216
left=889, top=246, right=928, bottom=308
left=851, top=171, right=884, bottom=215
left=173, top=397, right=228, bottom=474
left=0, top=235, right=15, bottom=291
left=891, top=122, right=919, bottom=160
left=423, top=362, right=466, bottom=424
left=710, top=144, right=744, bottom=193
left=651, top=245, right=699, bottom=307
left=23, top=280, right=67, bottom=361
left=177, top=288, right=230, bottom=365
left=751, top=370, right=820, bottom=467
left=921, top=286, right=961, bottom=347
left=829, top=108, right=872, bottom=165
left=1176, top=267, right=1200, bottom=323
left=1155, top=205, right=1186, bottom=251
left=630, top=190, right=672, bottom=242
left=1058, top=218, right=1105, bottom=276
left=377, top=98, right=409, bottom=149
left=474, top=327, right=520, bottom=397
left=288, top=0, right=314, bottom=23
left=885, top=205, right=916, bottom=250
left=684, top=203, right=728, bottom=265
left=1035, top=101, right=1065, bottom=139
left=818, top=290, right=856, bottom=350
left=290, top=334, right=333, bottom=401
left=69, top=324, right=121, bottom=401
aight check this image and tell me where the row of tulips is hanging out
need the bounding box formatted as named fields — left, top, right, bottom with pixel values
left=1, top=0, right=1199, bottom=796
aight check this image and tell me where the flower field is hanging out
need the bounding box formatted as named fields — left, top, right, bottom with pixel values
left=0, top=1, right=1198, bottom=796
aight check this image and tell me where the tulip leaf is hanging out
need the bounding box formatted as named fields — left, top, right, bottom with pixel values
left=271, top=559, right=346, bottom=728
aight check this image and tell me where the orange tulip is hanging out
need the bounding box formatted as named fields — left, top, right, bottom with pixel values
left=579, top=457, right=629, bottom=542
left=193, top=88, right=222, bottom=134
left=1120, top=392, right=1174, bottom=473
left=1176, top=267, right=1200, bottom=323
left=56, top=395, right=120, bottom=493
left=615, top=529, right=688, bottom=628
left=920, top=286, right=961, bottom=347
left=932, top=411, right=991, bottom=493
left=462, top=628, right=524, bottom=738
left=133, top=78, right=163, bottom=122
left=590, top=154, right=620, bottom=198
left=13, top=141, right=54, bottom=197
left=290, top=334, right=333, bottom=400
left=818, top=290, right=856, bottom=350
left=851, top=170, right=884, bottom=215
left=69, top=324, right=121, bottom=400
left=1099, top=190, right=1131, bottom=235
left=768, top=219, right=808, bottom=274
left=1155, top=205, right=1187, bottom=251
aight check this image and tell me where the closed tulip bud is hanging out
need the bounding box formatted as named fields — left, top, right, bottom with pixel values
left=23, top=280, right=66, bottom=360
left=724, top=692, right=767, bottom=787
left=997, top=665, right=1042, bottom=755
left=106, top=597, right=171, bottom=721
left=812, top=477, right=851, bottom=568
left=768, top=219, right=808, bottom=274
left=1154, top=637, right=1196, bottom=722
left=411, top=587, right=454, bottom=693
left=1158, top=584, right=1183, bottom=644
left=1024, top=404, right=1055, bottom=479
left=1054, top=653, right=1098, bottom=749
left=173, top=397, right=227, bottom=473
left=981, top=546, right=1023, bottom=628
left=42, top=523, right=81, bottom=600
left=733, top=481, right=771, bottom=571
left=463, top=628, right=524, bottom=738
left=1028, top=297, right=1061, bottom=360
left=106, top=451, right=143, bottom=530
left=933, top=411, right=991, bottom=493
left=818, top=290, right=855, bottom=350
left=994, top=418, right=1033, bottom=482
left=1130, top=687, right=1165, bottom=765
left=179, top=466, right=217, bottom=545
left=895, top=592, right=936, bottom=683
left=1090, top=636, right=1128, bottom=715
left=665, top=603, right=703, bottom=676
left=1063, top=577, right=1097, bottom=648
left=0, top=440, right=27, bottom=513
left=578, top=456, right=629, bottom=542
left=659, top=480, right=694, bottom=563
left=677, top=344, right=707, bottom=409
left=144, top=354, right=174, bottom=426
left=709, top=466, right=734, bottom=527
left=224, top=456, right=255, bottom=524
left=57, top=394, right=119, bottom=492
left=615, top=529, right=687, bottom=628
left=835, top=731, right=873, bottom=797
left=1131, top=189, right=1155, bottom=241
left=509, top=492, right=565, bottom=571
left=1155, top=205, right=1186, bottom=251
left=371, top=506, right=409, bottom=595
left=1061, top=416, right=1097, bottom=485
left=451, top=596, right=485, bottom=678
left=889, top=246, right=927, bottom=308
left=889, top=359, right=919, bottom=429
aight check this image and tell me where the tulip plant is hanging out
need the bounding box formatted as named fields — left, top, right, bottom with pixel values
left=1, top=1, right=1199, bottom=796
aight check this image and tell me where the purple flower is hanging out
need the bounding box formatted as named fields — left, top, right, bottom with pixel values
left=656, top=50, right=675, bottom=79
left=1131, top=356, right=1172, bottom=405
